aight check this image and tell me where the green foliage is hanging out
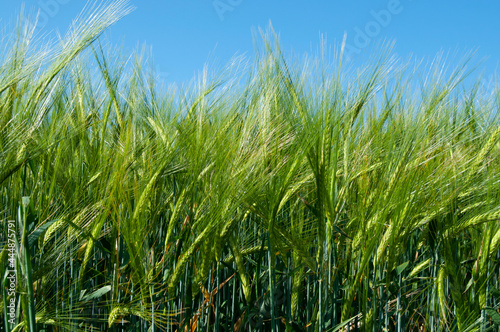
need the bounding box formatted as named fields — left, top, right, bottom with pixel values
left=1, top=4, right=500, bottom=331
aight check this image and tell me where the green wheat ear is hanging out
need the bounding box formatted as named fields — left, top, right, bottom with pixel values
left=1, top=5, right=500, bottom=331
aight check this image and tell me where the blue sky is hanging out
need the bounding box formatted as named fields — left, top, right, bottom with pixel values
left=0, top=1, right=499, bottom=87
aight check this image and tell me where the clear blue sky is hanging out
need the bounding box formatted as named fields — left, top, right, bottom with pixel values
left=1, top=1, right=499, bottom=87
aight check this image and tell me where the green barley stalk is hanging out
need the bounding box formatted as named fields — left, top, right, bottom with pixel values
left=1, top=8, right=500, bottom=331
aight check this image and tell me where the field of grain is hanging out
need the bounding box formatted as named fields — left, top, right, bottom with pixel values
left=1, top=2, right=500, bottom=331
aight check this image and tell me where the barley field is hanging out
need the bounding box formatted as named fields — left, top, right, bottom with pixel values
left=1, top=2, right=500, bottom=331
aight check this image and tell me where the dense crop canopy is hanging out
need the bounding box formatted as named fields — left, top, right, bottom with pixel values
left=1, top=2, right=500, bottom=331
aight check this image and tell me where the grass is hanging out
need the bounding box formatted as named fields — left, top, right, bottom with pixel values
left=1, top=1, right=500, bottom=331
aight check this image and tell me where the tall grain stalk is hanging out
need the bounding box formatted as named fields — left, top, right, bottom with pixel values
left=1, top=12, right=499, bottom=331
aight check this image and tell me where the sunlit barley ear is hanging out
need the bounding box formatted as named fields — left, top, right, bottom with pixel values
left=1, top=7, right=499, bottom=332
